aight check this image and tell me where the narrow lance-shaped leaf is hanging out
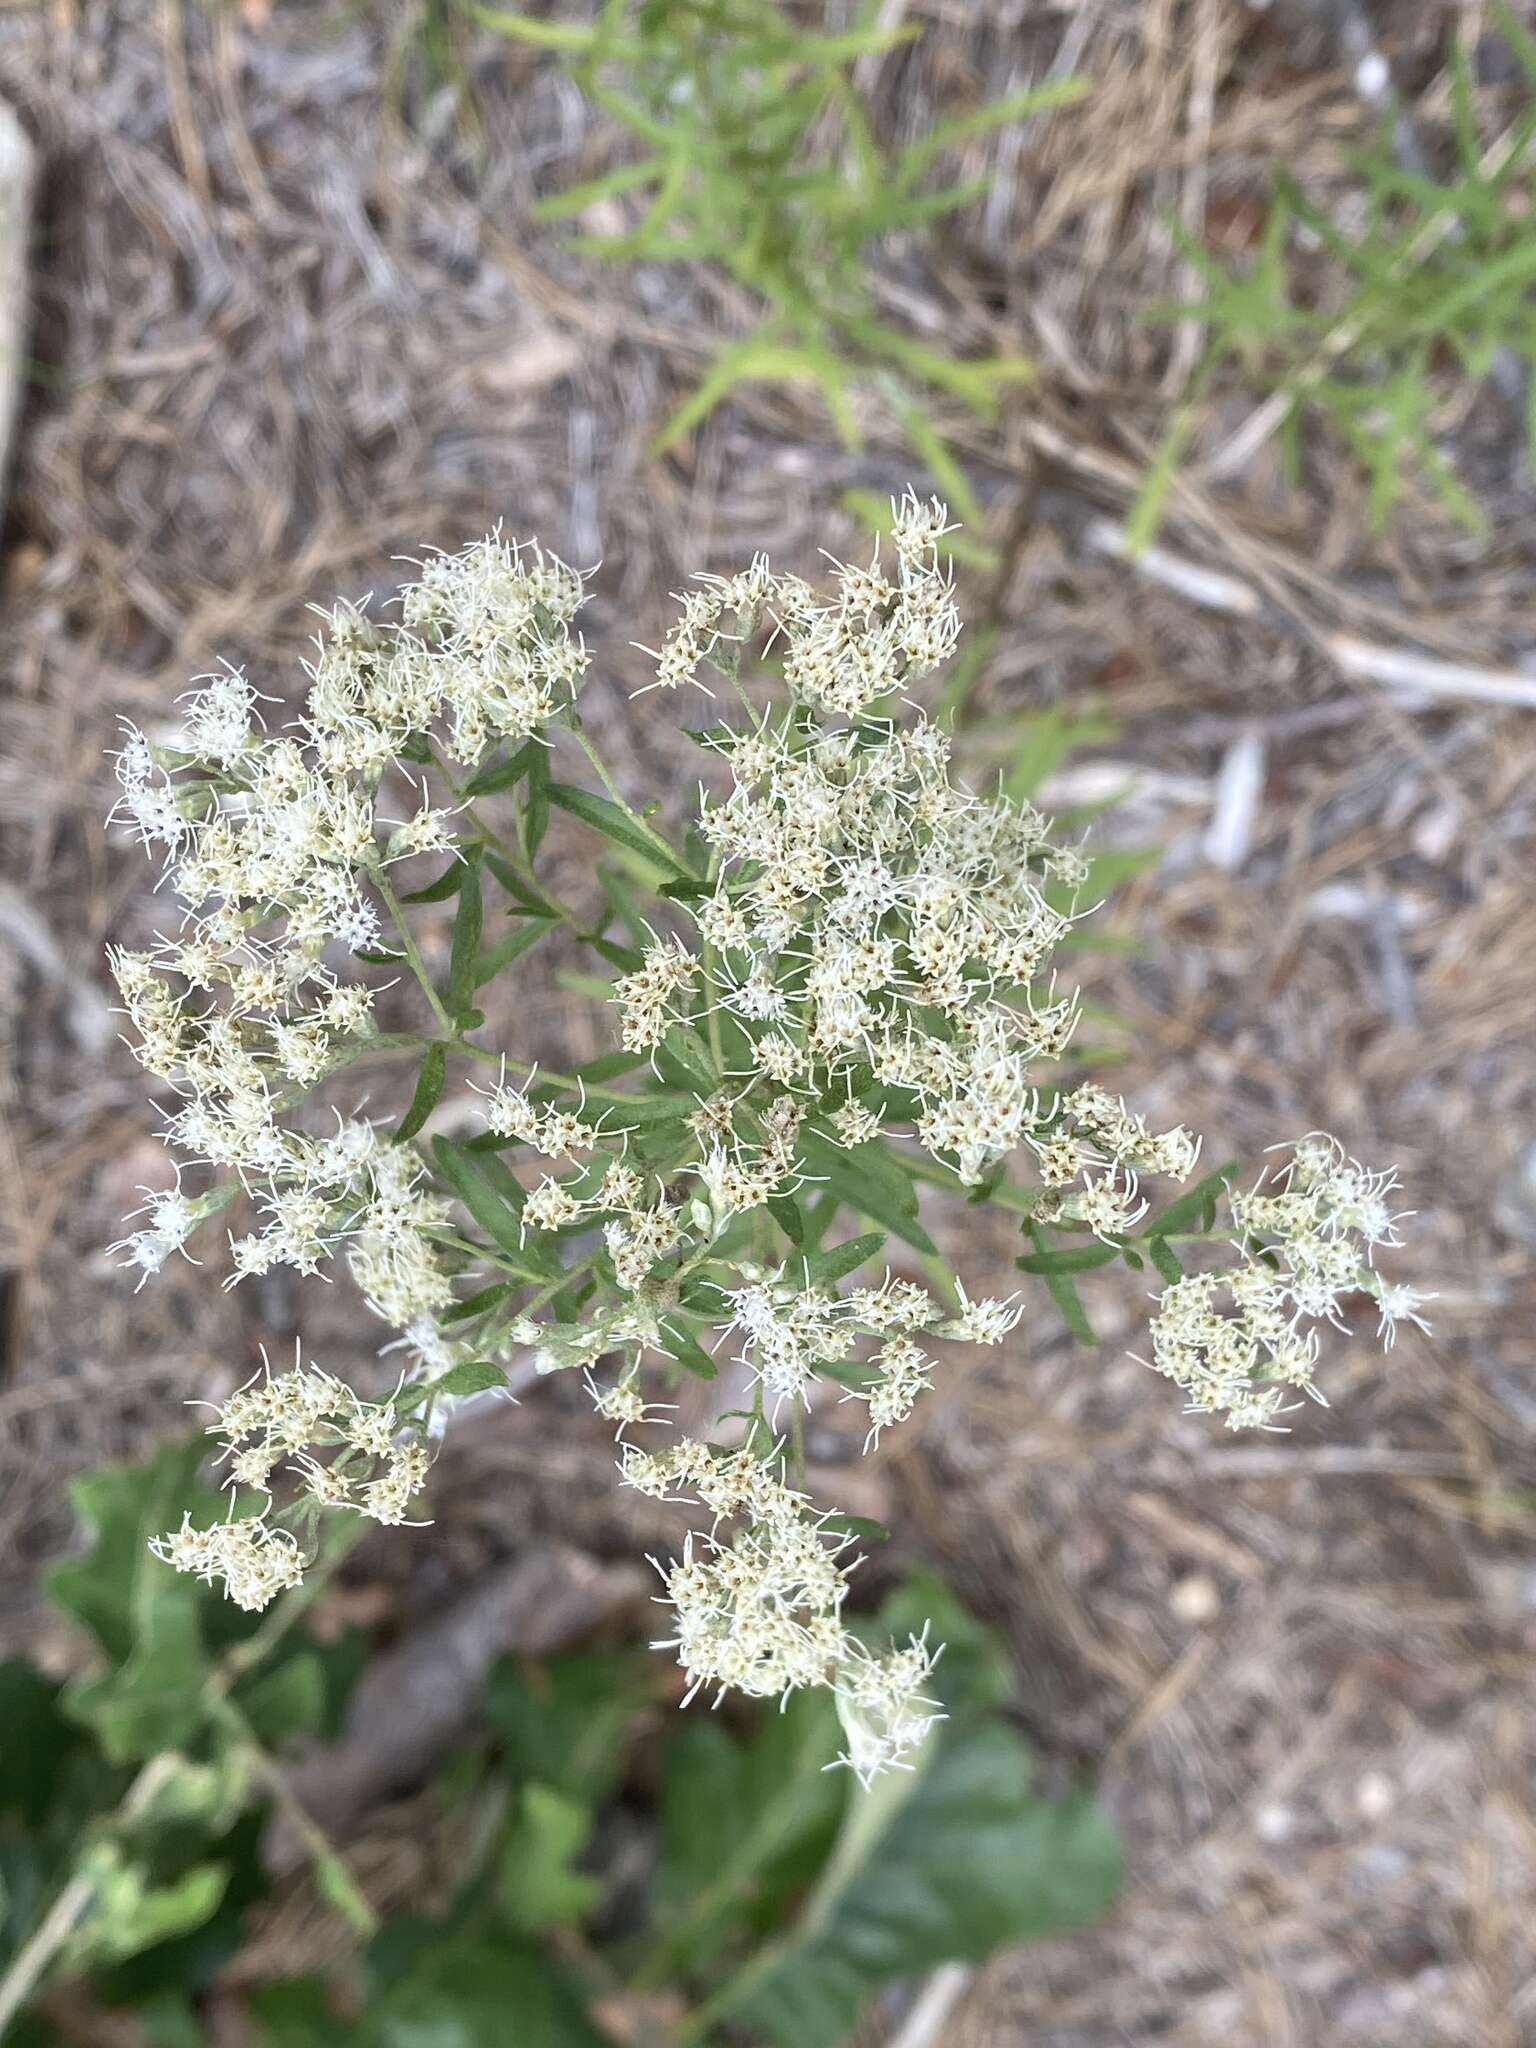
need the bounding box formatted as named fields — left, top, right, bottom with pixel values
left=446, top=856, right=484, bottom=1019
left=546, top=781, right=694, bottom=879
left=1022, top=1223, right=1097, bottom=1344
left=393, top=1043, right=447, bottom=1144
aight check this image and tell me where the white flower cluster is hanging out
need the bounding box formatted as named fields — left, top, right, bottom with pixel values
left=107, top=536, right=589, bottom=1370
left=620, top=496, right=1199, bottom=1215
left=150, top=1352, right=430, bottom=1610
left=108, top=504, right=1426, bottom=1778
left=621, top=1440, right=940, bottom=1780
left=151, top=1514, right=306, bottom=1614
left=1144, top=1136, right=1430, bottom=1429
left=718, top=1265, right=1020, bottom=1441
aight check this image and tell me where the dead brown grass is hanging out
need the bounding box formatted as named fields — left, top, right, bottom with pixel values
left=1, top=1, right=1534, bottom=2041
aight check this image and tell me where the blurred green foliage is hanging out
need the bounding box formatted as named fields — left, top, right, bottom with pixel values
left=1134, top=4, right=1536, bottom=542
left=466, top=0, right=1084, bottom=546
left=0, top=1443, right=1118, bottom=2046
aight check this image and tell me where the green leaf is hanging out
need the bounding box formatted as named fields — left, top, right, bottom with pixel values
left=0, top=1660, right=81, bottom=1827
left=894, top=75, right=1089, bottom=183
left=446, top=855, right=484, bottom=1019
left=393, top=1043, right=447, bottom=1143
left=655, top=1026, right=718, bottom=1097
left=47, top=1439, right=221, bottom=1762
left=1023, top=1225, right=1097, bottom=1345
left=432, top=1138, right=560, bottom=1281
left=399, top=861, right=465, bottom=905
left=733, top=1728, right=1120, bottom=2048
left=655, top=1690, right=845, bottom=1973
left=658, top=1317, right=718, bottom=1380
left=244, top=1979, right=340, bottom=2045
left=132, top=1993, right=203, bottom=2048
left=482, top=850, right=555, bottom=917
left=429, top=1358, right=510, bottom=1400
left=532, top=157, right=666, bottom=222
left=798, top=1135, right=936, bottom=1258
left=76, top=1843, right=229, bottom=1970
left=1016, top=1239, right=1119, bottom=1276
left=440, top=1280, right=518, bottom=1323
left=235, top=1652, right=326, bottom=1748
left=484, top=1652, right=655, bottom=1806
left=358, top=1925, right=608, bottom=2048
left=768, top=1193, right=805, bottom=1246
left=799, top=1231, right=886, bottom=1289
left=524, top=742, right=551, bottom=859
left=1145, top=1160, right=1238, bottom=1238
left=498, top=1784, right=599, bottom=1933
left=467, top=3, right=600, bottom=50
left=1147, top=1236, right=1184, bottom=1285
left=1125, top=396, right=1199, bottom=554
left=545, top=781, right=693, bottom=879
left=462, top=739, right=538, bottom=797
left=472, top=915, right=556, bottom=987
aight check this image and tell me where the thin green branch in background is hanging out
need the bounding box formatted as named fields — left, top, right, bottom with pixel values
left=465, top=0, right=1085, bottom=527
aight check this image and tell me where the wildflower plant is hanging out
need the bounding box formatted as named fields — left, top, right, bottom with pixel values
left=106, top=496, right=1425, bottom=1784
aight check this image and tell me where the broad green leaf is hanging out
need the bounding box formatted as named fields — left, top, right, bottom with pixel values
left=655, top=1689, right=845, bottom=1973
left=358, top=1925, right=608, bottom=2048
left=393, top=1043, right=446, bottom=1143
left=48, top=1439, right=221, bottom=1762
left=0, top=1660, right=80, bottom=1828
left=132, top=1993, right=203, bottom=2048
left=484, top=1652, right=654, bottom=1805
left=74, top=1843, right=229, bottom=1970
left=245, top=1979, right=341, bottom=2045
left=234, top=1652, right=326, bottom=1749
left=428, top=1358, right=510, bottom=1400
left=498, top=1784, right=599, bottom=1933
left=734, top=1728, right=1120, bottom=2048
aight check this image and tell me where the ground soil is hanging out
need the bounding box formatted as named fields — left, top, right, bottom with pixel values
left=2, top=4, right=1534, bottom=2043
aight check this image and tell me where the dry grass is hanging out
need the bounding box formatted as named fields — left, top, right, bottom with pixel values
left=2, top=1, right=1535, bottom=2041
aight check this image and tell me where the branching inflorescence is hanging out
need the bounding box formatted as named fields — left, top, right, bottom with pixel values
left=106, top=497, right=1427, bottom=1784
